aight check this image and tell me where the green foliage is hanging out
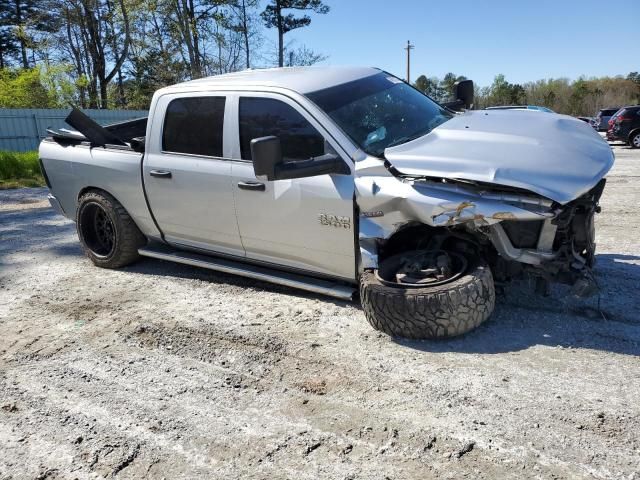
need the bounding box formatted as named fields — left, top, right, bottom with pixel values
left=0, top=151, right=44, bottom=188
left=0, top=1, right=20, bottom=68
left=0, top=65, right=76, bottom=108
left=0, top=67, right=58, bottom=108
left=122, top=49, right=187, bottom=109
left=0, top=0, right=58, bottom=68
left=417, top=71, right=640, bottom=115
left=440, top=72, right=467, bottom=99
left=480, top=74, right=526, bottom=106
left=413, top=73, right=466, bottom=102
left=40, top=63, right=78, bottom=107
left=261, top=0, right=329, bottom=66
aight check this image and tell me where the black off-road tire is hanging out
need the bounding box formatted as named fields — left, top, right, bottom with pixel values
left=76, top=190, right=146, bottom=269
left=360, top=258, right=495, bottom=339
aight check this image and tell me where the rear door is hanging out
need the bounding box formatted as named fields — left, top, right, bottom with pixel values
left=143, top=93, right=244, bottom=256
left=229, top=93, right=356, bottom=280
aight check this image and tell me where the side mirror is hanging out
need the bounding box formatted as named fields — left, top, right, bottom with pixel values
left=442, top=79, right=475, bottom=111
left=251, top=135, right=350, bottom=181
left=251, top=136, right=282, bottom=181
left=455, top=79, right=474, bottom=109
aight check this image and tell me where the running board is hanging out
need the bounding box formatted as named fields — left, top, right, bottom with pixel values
left=138, top=246, right=355, bottom=300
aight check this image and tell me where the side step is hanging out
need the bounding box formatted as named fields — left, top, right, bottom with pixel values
left=138, top=245, right=356, bottom=301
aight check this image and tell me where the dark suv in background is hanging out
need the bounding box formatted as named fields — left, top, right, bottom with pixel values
left=594, top=107, right=620, bottom=131
left=608, top=105, right=640, bottom=148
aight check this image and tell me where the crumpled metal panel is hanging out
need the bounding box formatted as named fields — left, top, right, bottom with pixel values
left=355, top=155, right=557, bottom=270
left=383, top=109, right=614, bottom=204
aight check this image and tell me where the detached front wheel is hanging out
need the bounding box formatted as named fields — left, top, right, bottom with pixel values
left=360, top=250, right=495, bottom=339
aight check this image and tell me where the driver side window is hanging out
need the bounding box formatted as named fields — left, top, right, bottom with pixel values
left=239, top=97, right=325, bottom=161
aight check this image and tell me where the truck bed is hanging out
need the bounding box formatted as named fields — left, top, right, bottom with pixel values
left=39, top=135, right=161, bottom=241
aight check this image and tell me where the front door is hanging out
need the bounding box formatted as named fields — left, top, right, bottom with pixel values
left=144, top=94, right=244, bottom=257
left=230, top=94, right=356, bottom=280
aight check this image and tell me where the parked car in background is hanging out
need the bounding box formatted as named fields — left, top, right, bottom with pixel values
left=606, top=110, right=619, bottom=140
left=594, top=107, right=620, bottom=131
left=608, top=105, right=640, bottom=148
left=576, top=116, right=593, bottom=124
left=486, top=105, right=555, bottom=113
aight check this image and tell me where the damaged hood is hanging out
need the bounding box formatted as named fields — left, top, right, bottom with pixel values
left=383, top=110, right=614, bottom=204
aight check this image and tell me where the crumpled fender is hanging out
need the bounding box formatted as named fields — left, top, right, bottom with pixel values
left=354, top=156, right=555, bottom=270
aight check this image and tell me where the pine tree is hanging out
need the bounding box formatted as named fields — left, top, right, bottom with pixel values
left=0, top=1, right=20, bottom=68
left=261, top=0, right=329, bottom=67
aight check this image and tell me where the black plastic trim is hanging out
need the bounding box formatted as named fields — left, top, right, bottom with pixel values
left=38, top=158, right=51, bottom=188
left=139, top=153, right=166, bottom=243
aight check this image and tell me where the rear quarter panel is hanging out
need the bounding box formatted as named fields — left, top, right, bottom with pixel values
left=39, top=139, right=160, bottom=239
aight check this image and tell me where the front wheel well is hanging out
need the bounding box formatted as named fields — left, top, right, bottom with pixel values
left=377, top=223, right=488, bottom=263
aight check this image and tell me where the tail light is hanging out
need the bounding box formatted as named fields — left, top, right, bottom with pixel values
left=616, top=115, right=631, bottom=123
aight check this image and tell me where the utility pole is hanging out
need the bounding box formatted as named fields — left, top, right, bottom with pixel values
left=405, top=40, right=414, bottom=83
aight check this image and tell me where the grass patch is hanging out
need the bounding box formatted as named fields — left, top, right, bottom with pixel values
left=0, top=151, right=45, bottom=189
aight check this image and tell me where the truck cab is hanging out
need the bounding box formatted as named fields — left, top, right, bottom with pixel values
left=143, top=76, right=359, bottom=280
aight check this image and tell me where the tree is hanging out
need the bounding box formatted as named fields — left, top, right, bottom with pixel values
left=60, top=0, right=131, bottom=108
left=230, top=0, right=260, bottom=69
left=413, top=74, right=442, bottom=100
left=260, top=0, right=329, bottom=68
left=628, top=72, right=640, bottom=103
left=414, top=75, right=428, bottom=93
left=483, top=74, right=525, bottom=106
left=0, top=0, right=56, bottom=68
left=0, top=67, right=57, bottom=107
left=568, top=78, right=590, bottom=115
left=439, top=72, right=467, bottom=100
left=284, top=43, right=325, bottom=66
left=0, top=2, right=20, bottom=68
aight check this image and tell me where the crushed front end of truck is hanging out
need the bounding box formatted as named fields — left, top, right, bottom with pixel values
left=485, top=178, right=606, bottom=297
left=356, top=164, right=607, bottom=298
left=353, top=114, right=613, bottom=339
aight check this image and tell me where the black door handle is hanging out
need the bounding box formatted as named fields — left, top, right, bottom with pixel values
left=150, top=170, right=172, bottom=178
left=237, top=181, right=265, bottom=191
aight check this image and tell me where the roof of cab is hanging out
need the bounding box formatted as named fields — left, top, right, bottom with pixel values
left=161, top=66, right=380, bottom=94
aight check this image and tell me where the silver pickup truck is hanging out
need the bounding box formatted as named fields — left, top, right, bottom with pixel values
left=39, top=66, right=614, bottom=339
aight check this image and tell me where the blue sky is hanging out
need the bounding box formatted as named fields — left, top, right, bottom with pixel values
left=263, top=0, right=638, bottom=87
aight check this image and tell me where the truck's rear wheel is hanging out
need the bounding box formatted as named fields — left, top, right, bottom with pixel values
left=76, top=191, right=145, bottom=268
left=360, top=250, right=495, bottom=339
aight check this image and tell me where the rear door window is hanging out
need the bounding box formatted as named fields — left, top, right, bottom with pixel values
left=163, top=97, right=226, bottom=157
left=239, top=97, right=325, bottom=161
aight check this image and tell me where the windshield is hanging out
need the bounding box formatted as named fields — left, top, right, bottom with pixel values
left=307, top=73, right=453, bottom=157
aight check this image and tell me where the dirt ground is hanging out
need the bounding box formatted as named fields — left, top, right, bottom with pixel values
left=1, top=141, right=639, bottom=480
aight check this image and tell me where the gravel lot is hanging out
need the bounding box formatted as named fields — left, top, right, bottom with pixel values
left=1, top=141, right=639, bottom=479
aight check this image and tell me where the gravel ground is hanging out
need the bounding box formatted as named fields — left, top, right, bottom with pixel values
left=1, top=142, right=639, bottom=479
